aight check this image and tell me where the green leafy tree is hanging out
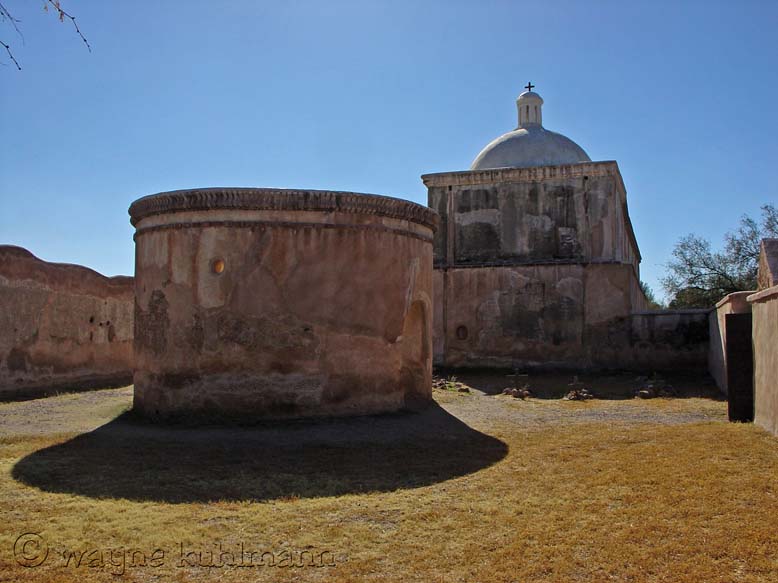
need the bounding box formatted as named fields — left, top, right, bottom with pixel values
left=639, top=281, right=664, bottom=310
left=662, top=204, right=778, bottom=308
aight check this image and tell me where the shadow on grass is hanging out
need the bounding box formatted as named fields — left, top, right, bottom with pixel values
left=12, top=404, right=507, bottom=504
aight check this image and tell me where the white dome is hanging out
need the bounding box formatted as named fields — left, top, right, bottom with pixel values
left=471, top=126, right=591, bottom=170
left=470, top=88, right=591, bottom=170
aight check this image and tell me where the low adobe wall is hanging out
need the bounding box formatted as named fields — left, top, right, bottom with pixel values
left=0, top=246, right=134, bottom=399
left=586, top=309, right=709, bottom=372
left=129, top=188, right=438, bottom=421
left=708, top=291, right=753, bottom=394
left=750, top=239, right=778, bottom=436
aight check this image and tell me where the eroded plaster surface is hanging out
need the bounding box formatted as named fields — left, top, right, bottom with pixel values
left=130, top=188, right=437, bottom=420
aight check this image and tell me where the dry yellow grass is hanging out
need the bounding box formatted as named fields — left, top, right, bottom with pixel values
left=1, top=377, right=777, bottom=583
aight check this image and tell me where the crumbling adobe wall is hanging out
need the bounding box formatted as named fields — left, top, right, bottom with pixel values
left=432, top=260, right=708, bottom=371
left=0, top=246, right=134, bottom=399
left=426, top=162, right=682, bottom=371
left=751, top=287, right=778, bottom=436
left=436, top=263, right=588, bottom=369
left=425, top=162, right=642, bottom=270
left=595, top=309, right=710, bottom=372
left=434, top=262, right=634, bottom=369
left=130, top=188, right=437, bottom=421
left=751, top=239, right=778, bottom=437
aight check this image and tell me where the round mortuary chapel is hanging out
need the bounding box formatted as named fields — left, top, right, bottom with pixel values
left=128, top=187, right=438, bottom=421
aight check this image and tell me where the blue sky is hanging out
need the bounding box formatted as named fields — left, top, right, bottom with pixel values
left=1, top=1, right=777, bottom=301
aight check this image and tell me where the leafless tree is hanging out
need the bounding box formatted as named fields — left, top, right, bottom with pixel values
left=1, top=1, right=90, bottom=71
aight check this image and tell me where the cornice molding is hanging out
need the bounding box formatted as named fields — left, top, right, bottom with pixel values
left=129, top=188, right=439, bottom=232
left=421, top=161, right=620, bottom=187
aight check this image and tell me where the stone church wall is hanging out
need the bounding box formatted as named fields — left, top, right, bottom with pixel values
left=0, top=246, right=134, bottom=399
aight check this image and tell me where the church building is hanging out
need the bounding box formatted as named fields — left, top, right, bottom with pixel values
left=423, top=85, right=651, bottom=369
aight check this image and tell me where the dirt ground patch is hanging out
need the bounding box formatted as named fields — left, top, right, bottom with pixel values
left=1, top=374, right=777, bottom=583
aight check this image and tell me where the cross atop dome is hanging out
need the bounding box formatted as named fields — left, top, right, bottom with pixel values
left=524, top=81, right=535, bottom=92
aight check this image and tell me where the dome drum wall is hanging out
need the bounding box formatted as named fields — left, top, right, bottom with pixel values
left=516, top=90, right=543, bottom=127
left=129, top=188, right=438, bottom=421
left=424, top=162, right=640, bottom=268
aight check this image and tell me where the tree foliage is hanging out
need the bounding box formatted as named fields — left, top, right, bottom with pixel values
left=639, top=281, right=664, bottom=310
left=661, top=204, right=778, bottom=308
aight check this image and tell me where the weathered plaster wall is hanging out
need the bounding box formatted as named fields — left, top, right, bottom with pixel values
left=629, top=270, right=649, bottom=313
left=750, top=286, right=778, bottom=436
left=432, top=262, right=708, bottom=371
left=614, top=310, right=710, bottom=372
left=130, top=188, right=437, bottom=421
left=751, top=240, right=778, bottom=436
left=0, top=245, right=134, bottom=399
left=424, top=162, right=642, bottom=271
left=423, top=161, right=699, bottom=371
left=438, top=264, right=588, bottom=368
left=708, top=291, right=753, bottom=394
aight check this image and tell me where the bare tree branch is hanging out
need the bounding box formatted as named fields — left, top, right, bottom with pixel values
left=1, top=1, right=91, bottom=70
left=0, top=2, right=23, bottom=39
left=46, top=0, right=90, bottom=52
left=0, top=39, right=21, bottom=69
left=0, top=1, right=23, bottom=69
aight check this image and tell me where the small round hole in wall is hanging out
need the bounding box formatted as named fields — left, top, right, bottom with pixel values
left=456, top=325, right=468, bottom=340
left=212, top=259, right=226, bottom=274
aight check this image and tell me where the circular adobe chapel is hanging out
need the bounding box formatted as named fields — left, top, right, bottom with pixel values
left=129, top=188, right=438, bottom=421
